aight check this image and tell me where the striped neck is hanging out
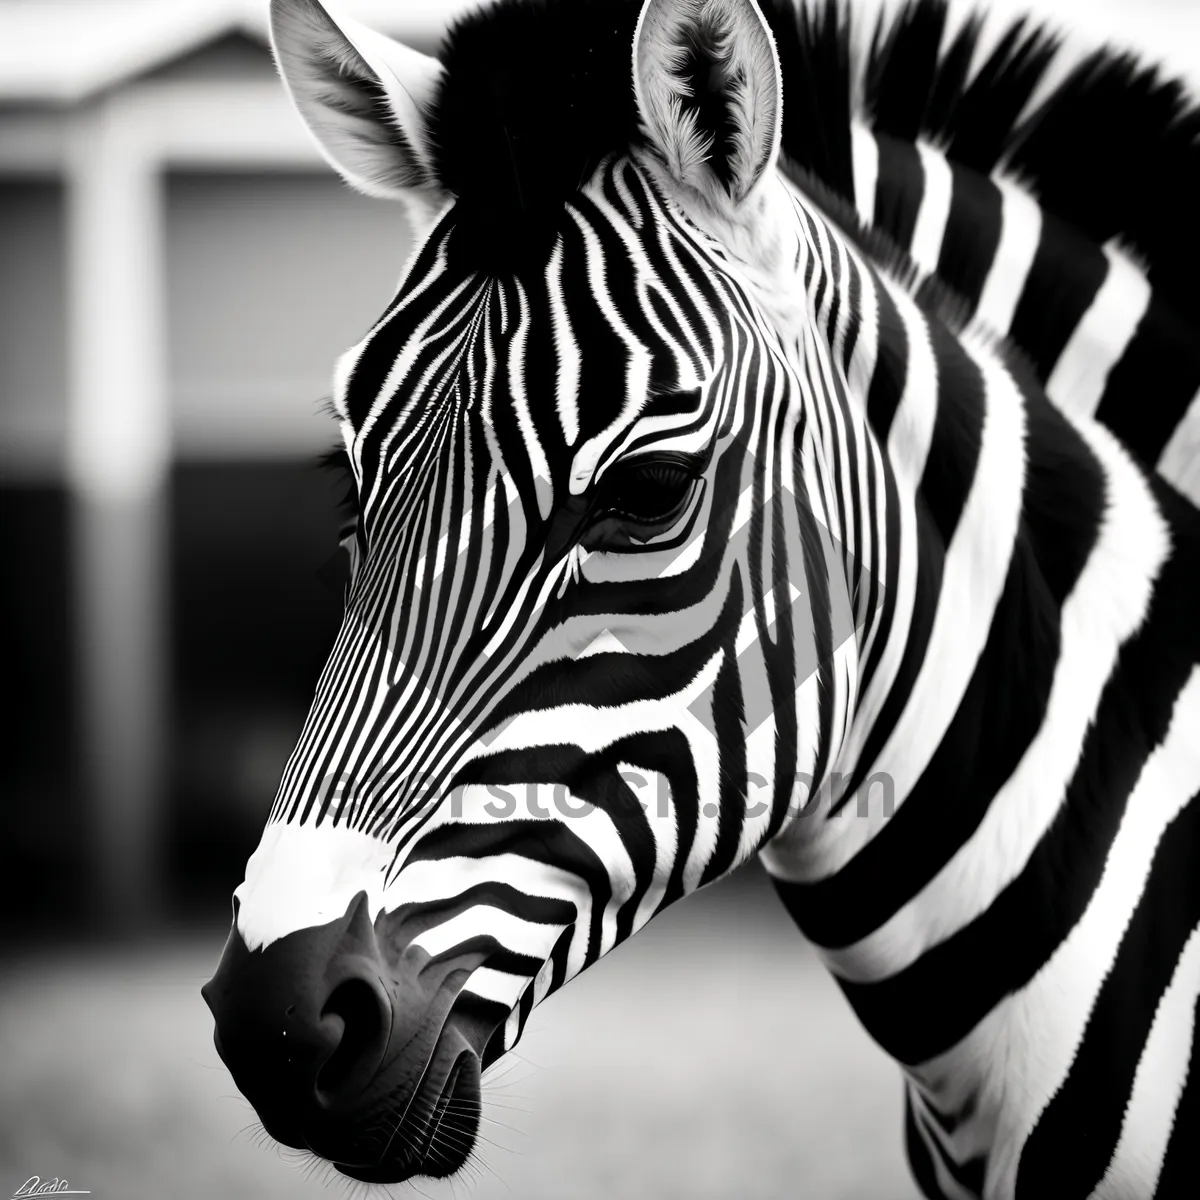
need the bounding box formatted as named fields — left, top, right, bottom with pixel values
left=760, top=170, right=1162, bottom=894
left=735, top=174, right=943, bottom=853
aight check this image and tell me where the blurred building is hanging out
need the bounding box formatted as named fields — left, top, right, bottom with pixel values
left=0, top=0, right=485, bottom=933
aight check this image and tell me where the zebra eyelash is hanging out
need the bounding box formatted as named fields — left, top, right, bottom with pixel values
left=581, top=450, right=709, bottom=549
left=592, top=449, right=705, bottom=502
left=319, top=446, right=361, bottom=539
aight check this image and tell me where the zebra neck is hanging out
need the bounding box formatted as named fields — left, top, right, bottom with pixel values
left=766, top=178, right=1133, bottom=889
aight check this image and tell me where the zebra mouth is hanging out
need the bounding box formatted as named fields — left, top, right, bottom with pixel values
left=334, top=1052, right=481, bottom=1183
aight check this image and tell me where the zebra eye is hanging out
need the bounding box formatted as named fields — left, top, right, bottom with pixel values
left=316, top=539, right=353, bottom=599
left=583, top=453, right=702, bottom=546
left=336, top=515, right=358, bottom=546
left=318, top=446, right=363, bottom=598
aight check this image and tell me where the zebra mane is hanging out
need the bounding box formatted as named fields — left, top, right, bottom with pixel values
left=427, top=0, right=642, bottom=269
left=786, top=155, right=1052, bottom=413
left=779, top=0, right=1200, bottom=325
left=425, top=0, right=1200, bottom=311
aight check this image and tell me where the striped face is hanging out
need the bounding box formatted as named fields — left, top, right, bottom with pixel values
left=242, top=153, right=837, bottom=1018
left=207, top=151, right=851, bottom=1180
left=204, top=0, right=846, bottom=1184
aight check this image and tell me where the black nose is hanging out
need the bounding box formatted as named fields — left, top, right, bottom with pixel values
left=201, top=891, right=392, bottom=1148
left=203, top=888, right=514, bottom=1181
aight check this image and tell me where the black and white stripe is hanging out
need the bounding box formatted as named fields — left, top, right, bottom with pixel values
left=847, top=122, right=1200, bottom=503
left=257, top=151, right=864, bottom=1051
left=803, top=0, right=1200, bottom=507
left=213, top=0, right=1200, bottom=1193
left=767, top=181, right=1200, bottom=1197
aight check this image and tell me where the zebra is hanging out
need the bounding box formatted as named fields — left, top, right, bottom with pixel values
left=201, top=0, right=1200, bottom=1195
left=810, top=1, right=1200, bottom=505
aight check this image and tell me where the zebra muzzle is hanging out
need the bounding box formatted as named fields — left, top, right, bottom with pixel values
left=201, top=890, right=492, bottom=1181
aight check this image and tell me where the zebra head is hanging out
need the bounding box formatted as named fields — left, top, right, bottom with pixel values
left=204, top=0, right=862, bottom=1182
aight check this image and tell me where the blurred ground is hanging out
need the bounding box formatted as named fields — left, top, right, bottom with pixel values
left=0, top=867, right=919, bottom=1200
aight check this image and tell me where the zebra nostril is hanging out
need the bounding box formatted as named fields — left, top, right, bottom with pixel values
left=315, top=977, right=388, bottom=1101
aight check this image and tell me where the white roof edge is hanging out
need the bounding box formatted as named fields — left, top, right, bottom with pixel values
left=0, top=0, right=483, bottom=104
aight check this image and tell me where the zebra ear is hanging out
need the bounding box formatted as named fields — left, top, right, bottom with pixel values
left=633, top=0, right=783, bottom=212
left=269, top=0, right=445, bottom=204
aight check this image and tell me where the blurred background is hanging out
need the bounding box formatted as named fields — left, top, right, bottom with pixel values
left=1, top=1, right=1197, bottom=1198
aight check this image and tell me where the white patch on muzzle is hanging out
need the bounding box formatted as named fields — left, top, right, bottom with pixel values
left=234, top=820, right=395, bottom=951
